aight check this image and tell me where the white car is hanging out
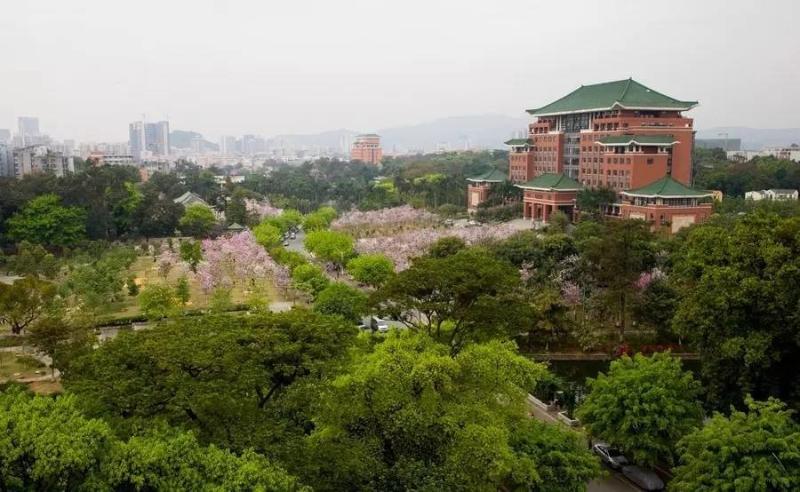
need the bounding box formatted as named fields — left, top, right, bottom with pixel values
left=369, top=316, right=390, bottom=333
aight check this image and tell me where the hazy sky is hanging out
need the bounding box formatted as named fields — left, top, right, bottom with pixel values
left=1, top=0, right=798, bottom=142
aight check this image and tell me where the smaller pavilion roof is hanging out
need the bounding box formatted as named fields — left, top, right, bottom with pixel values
left=622, top=176, right=712, bottom=198
left=596, top=135, right=679, bottom=146
left=467, top=168, right=508, bottom=183
left=516, top=173, right=583, bottom=191
left=504, top=138, right=533, bottom=146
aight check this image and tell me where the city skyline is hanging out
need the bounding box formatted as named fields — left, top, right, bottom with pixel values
left=1, top=0, right=799, bottom=142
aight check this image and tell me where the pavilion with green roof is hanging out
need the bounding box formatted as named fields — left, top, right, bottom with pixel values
left=466, top=168, right=508, bottom=183
left=618, top=176, right=714, bottom=233
left=527, top=78, right=698, bottom=116
left=514, top=173, right=583, bottom=223
left=466, top=168, right=509, bottom=211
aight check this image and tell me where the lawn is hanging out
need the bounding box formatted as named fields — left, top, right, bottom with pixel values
left=105, top=255, right=288, bottom=320
left=0, top=352, right=47, bottom=382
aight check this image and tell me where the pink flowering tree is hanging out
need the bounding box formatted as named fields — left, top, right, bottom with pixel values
left=196, top=230, right=285, bottom=294
left=156, top=247, right=180, bottom=278
left=245, top=198, right=283, bottom=221
left=332, top=205, right=438, bottom=237
left=355, top=223, right=518, bottom=271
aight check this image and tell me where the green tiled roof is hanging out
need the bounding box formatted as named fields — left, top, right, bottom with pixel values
left=516, top=173, right=583, bottom=191
left=597, top=135, right=679, bottom=146
left=504, top=138, right=533, bottom=146
left=467, top=168, right=508, bottom=182
left=527, top=79, right=698, bottom=116
left=622, top=176, right=712, bottom=198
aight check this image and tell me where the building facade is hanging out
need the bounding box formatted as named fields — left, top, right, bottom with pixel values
left=129, top=120, right=170, bottom=162
left=466, top=168, right=507, bottom=212
left=506, top=78, right=697, bottom=188
left=614, top=176, right=714, bottom=234
left=470, top=79, right=713, bottom=233
left=12, top=145, right=74, bottom=178
left=351, top=134, right=383, bottom=165
left=745, top=189, right=799, bottom=201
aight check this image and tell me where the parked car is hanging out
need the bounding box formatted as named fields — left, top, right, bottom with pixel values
left=290, top=232, right=296, bottom=240
left=592, top=443, right=629, bottom=470
left=282, top=240, right=290, bottom=247
left=622, top=465, right=664, bottom=491
left=369, top=316, right=390, bottom=333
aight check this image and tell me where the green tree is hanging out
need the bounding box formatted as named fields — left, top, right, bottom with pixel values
left=291, top=263, right=329, bottom=298
left=102, top=428, right=306, bottom=491
left=65, top=310, right=357, bottom=456
left=27, top=317, right=93, bottom=377
left=303, top=230, right=354, bottom=269
left=576, top=187, right=617, bottom=217
left=225, top=188, right=250, bottom=226
left=6, top=194, right=87, bottom=247
left=0, top=387, right=113, bottom=490
left=313, top=282, right=367, bottom=323
left=0, top=276, right=57, bottom=334
left=427, top=236, right=466, bottom=258
left=546, top=209, right=570, bottom=234
left=179, top=240, right=203, bottom=272
left=178, top=204, right=217, bottom=238
left=138, top=284, right=178, bottom=320
left=346, top=253, right=394, bottom=287
left=253, top=222, right=283, bottom=249
left=175, top=276, right=191, bottom=306
left=266, top=209, right=304, bottom=233
left=209, top=287, right=233, bottom=312
left=304, top=333, right=597, bottom=491
left=577, top=352, right=703, bottom=466
left=671, top=397, right=800, bottom=491
left=302, top=206, right=337, bottom=232
left=126, top=275, right=139, bottom=296
left=579, top=219, right=656, bottom=341
left=373, top=247, right=530, bottom=350
left=670, top=213, right=800, bottom=412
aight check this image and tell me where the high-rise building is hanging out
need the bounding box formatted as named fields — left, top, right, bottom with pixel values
left=0, top=129, right=11, bottom=144
left=129, top=121, right=146, bottom=161
left=129, top=120, right=170, bottom=162
left=0, top=143, right=11, bottom=177
left=17, top=116, right=40, bottom=145
left=350, top=134, right=383, bottom=165
left=12, top=145, right=74, bottom=178
left=220, top=136, right=238, bottom=155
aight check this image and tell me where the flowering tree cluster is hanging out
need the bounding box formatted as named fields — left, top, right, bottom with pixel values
left=196, top=231, right=288, bottom=293
left=331, top=205, right=437, bottom=237
left=356, top=223, right=518, bottom=271
left=635, top=267, right=665, bottom=291
left=245, top=198, right=283, bottom=220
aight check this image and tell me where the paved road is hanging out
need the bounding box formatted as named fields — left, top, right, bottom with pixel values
left=525, top=397, right=641, bottom=492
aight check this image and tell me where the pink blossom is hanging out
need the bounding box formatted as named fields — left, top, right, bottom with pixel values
left=561, top=282, right=581, bottom=305
left=196, top=230, right=284, bottom=293
left=156, top=248, right=180, bottom=278
left=332, top=205, right=438, bottom=237
left=245, top=198, right=282, bottom=220
left=635, top=268, right=665, bottom=291
left=355, top=223, right=517, bottom=271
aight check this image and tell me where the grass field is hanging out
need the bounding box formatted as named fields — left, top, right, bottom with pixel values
left=106, top=255, right=287, bottom=320
left=0, top=352, right=47, bottom=381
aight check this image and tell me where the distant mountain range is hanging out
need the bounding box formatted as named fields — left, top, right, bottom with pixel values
left=265, top=114, right=529, bottom=152
left=696, top=127, right=800, bottom=150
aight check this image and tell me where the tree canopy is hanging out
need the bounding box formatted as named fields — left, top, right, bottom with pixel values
left=671, top=397, right=800, bottom=492
left=178, top=204, right=217, bottom=238
left=6, top=194, right=87, bottom=247
left=303, top=333, right=597, bottom=491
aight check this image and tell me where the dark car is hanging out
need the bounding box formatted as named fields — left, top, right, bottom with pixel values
left=622, top=465, right=664, bottom=491
left=592, top=443, right=629, bottom=470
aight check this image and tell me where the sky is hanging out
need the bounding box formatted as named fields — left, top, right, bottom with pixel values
left=0, top=0, right=798, bottom=142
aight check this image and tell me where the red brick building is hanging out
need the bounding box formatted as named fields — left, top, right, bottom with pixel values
left=473, top=78, right=713, bottom=232
left=517, top=173, right=582, bottom=222
left=613, top=176, right=713, bottom=234
left=351, top=134, right=383, bottom=165
left=466, top=168, right=507, bottom=212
